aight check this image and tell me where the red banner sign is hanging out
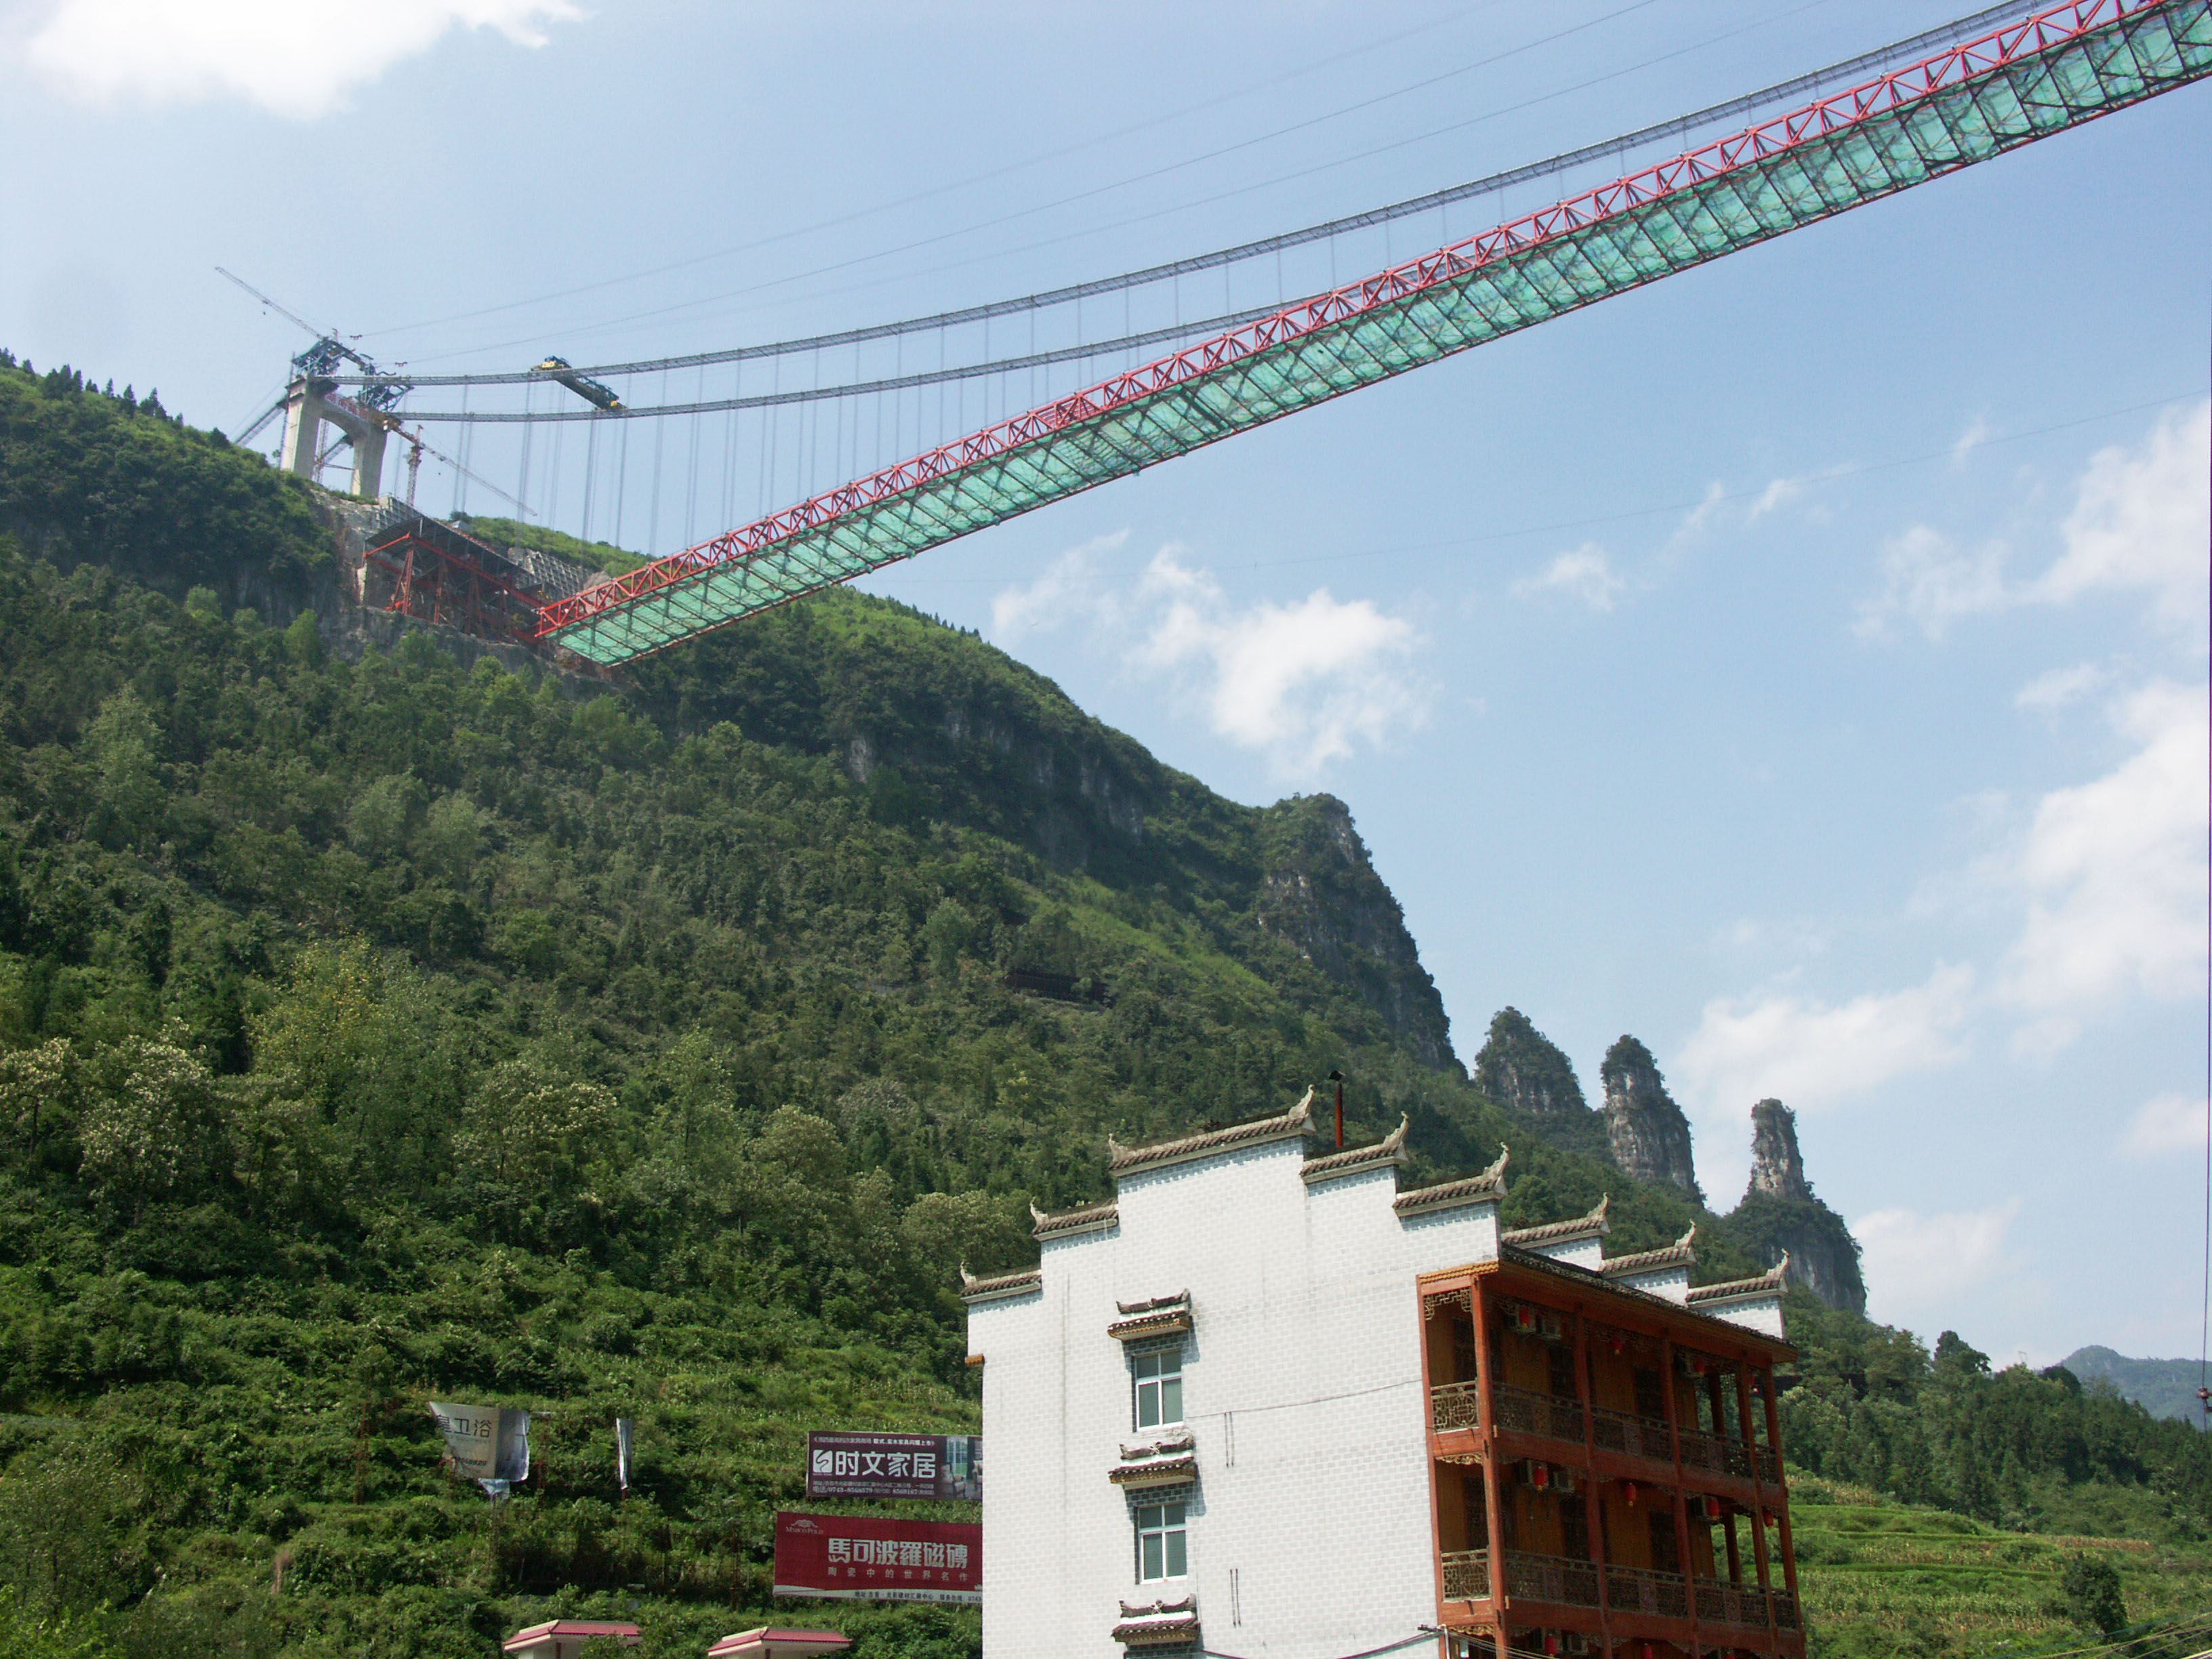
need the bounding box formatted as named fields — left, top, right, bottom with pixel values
left=773, top=1512, right=981, bottom=1605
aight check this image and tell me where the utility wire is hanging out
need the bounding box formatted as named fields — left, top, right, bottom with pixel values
left=340, top=0, right=2028, bottom=392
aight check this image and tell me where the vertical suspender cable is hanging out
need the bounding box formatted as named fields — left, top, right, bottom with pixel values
left=581, top=415, right=599, bottom=545
left=648, top=370, right=667, bottom=553
left=614, top=418, right=630, bottom=551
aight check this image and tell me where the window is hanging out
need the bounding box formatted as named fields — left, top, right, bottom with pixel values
left=1136, top=1501, right=1189, bottom=1580
left=1133, top=1348, right=1183, bottom=1429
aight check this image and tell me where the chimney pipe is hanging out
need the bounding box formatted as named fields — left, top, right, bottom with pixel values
left=1328, top=1069, right=1345, bottom=1149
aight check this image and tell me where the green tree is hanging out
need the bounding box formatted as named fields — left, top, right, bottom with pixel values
left=2059, top=1552, right=2129, bottom=1635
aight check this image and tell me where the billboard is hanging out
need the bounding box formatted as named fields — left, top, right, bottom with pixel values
left=804, top=1431, right=981, bottom=1500
left=773, top=1512, right=981, bottom=1604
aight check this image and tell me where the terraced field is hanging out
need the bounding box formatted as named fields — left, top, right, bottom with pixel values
left=1792, top=1486, right=2212, bottom=1656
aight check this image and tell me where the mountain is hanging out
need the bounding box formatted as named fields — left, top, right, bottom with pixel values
left=2063, top=1347, right=2210, bottom=1427
left=1727, top=1099, right=1866, bottom=1315
left=0, top=352, right=2204, bottom=1658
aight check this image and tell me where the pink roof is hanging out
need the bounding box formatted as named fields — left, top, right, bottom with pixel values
left=502, top=1622, right=642, bottom=1650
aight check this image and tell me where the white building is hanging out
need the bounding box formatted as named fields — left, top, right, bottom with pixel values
left=962, top=1089, right=1799, bottom=1659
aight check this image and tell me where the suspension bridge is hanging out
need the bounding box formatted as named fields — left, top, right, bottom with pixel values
left=239, top=0, right=2211, bottom=669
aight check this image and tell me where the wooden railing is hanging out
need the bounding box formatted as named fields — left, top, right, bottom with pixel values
left=1696, top=1578, right=1770, bottom=1627
left=1502, top=1550, right=1600, bottom=1608
left=1604, top=1563, right=1689, bottom=1619
left=1431, top=1380, right=1481, bottom=1432
left=1491, top=1383, right=1584, bottom=1443
left=1589, top=1401, right=1673, bottom=1461
left=1439, top=1549, right=1490, bottom=1600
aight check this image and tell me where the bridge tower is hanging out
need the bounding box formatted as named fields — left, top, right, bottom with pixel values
left=278, top=371, right=389, bottom=498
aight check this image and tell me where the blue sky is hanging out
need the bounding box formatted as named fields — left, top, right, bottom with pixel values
left=1, top=0, right=2207, bottom=1364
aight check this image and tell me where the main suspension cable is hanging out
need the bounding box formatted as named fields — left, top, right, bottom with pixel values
left=340, top=0, right=2030, bottom=396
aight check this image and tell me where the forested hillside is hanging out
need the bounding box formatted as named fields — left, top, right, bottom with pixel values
left=0, top=354, right=2205, bottom=1659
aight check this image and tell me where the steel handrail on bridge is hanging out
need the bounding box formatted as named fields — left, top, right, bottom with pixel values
left=536, top=0, right=2212, bottom=665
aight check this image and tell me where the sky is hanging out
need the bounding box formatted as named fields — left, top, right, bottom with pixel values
left=0, top=0, right=2207, bottom=1366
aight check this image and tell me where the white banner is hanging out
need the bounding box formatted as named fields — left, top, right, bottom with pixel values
left=428, top=1401, right=530, bottom=1490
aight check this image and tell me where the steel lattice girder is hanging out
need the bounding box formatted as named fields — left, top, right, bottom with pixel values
left=542, top=0, right=2211, bottom=665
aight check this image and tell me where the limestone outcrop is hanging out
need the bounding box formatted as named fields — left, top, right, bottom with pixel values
left=1600, top=1036, right=1703, bottom=1204
left=1730, top=1098, right=1867, bottom=1314
left=1253, top=795, right=1457, bottom=1073
left=1746, top=1098, right=1811, bottom=1200
left=1473, top=1008, right=1591, bottom=1118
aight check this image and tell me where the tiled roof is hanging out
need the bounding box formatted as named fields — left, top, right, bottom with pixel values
left=1392, top=1145, right=1510, bottom=1216
left=1031, top=1198, right=1118, bottom=1240
left=1502, top=1193, right=1611, bottom=1246
left=1108, top=1292, right=1193, bottom=1342
left=1686, top=1254, right=1790, bottom=1304
left=1108, top=1451, right=1199, bottom=1488
left=1113, top=1598, right=1200, bottom=1646
left=958, top=1263, right=1043, bottom=1303
left=1300, top=1114, right=1410, bottom=1183
left=1116, top=1292, right=1188, bottom=1317
left=1599, top=1224, right=1698, bottom=1277
left=1106, top=1088, right=1315, bottom=1176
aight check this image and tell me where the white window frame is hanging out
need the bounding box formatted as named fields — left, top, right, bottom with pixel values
left=1132, top=1346, right=1184, bottom=1431
left=1134, top=1500, right=1189, bottom=1582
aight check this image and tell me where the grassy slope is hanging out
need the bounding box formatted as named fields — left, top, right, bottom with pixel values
left=1791, top=1474, right=2212, bottom=1657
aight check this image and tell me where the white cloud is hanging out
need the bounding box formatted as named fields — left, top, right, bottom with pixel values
left=1512, top=542, right=1625, bottom=611
left=1744, top=476, right=1801, bottom=523
left=1853, top=1197, right=2024, bottom=1324
left=1855, top=524, right=2009, bottom=641
left=1675, top=963, right=1975, bottom=1115
left=988, top=537, right=1429, bottom=780
left=1672, top=474, right=1807, bottom=546
left=1858, top=401, right=2210, bottom=643
left=1134, top=548, right=1426, bottom=779
left=1996, top=678, right=2208, bottom=1025
left=989, top=531, right=1127, bottom=639
left=2119, top=1091, right=2207, bottom=1159
left=17, top=0, right=580, bottom=118
left=2014, top=661, right=2109, bottom=712
left=2036, top=400, right=2211, bottom=631
left=1952, top=415, right=1993, bottom=468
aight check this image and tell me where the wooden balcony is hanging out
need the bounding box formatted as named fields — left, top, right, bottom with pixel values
left=1437, top=1386, right=1782, bottom=1486
left=1439, top=1552, right=1800, bottom=1640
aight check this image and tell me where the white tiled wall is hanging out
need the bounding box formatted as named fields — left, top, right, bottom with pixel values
left=968, top=1136, right=1499, bottom=1659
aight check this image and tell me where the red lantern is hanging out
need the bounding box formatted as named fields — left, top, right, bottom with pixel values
left=1622, top=1482, right=1639, bottom=1507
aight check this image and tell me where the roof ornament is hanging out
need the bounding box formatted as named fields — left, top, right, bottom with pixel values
left=1481, top=1143, right=1510, bottom=1183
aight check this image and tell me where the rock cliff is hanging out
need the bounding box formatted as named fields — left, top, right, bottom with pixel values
left=1746, top=1097, right=1811, bottom=1200
left=1253, top=795, right=1458, bottom=1072
left=1729, top=1098, right=1866, bottom=1313
left=1600, top=1036, right=1703, bottom=1204
left=1474, top=1008, right=1591, bottom=1117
